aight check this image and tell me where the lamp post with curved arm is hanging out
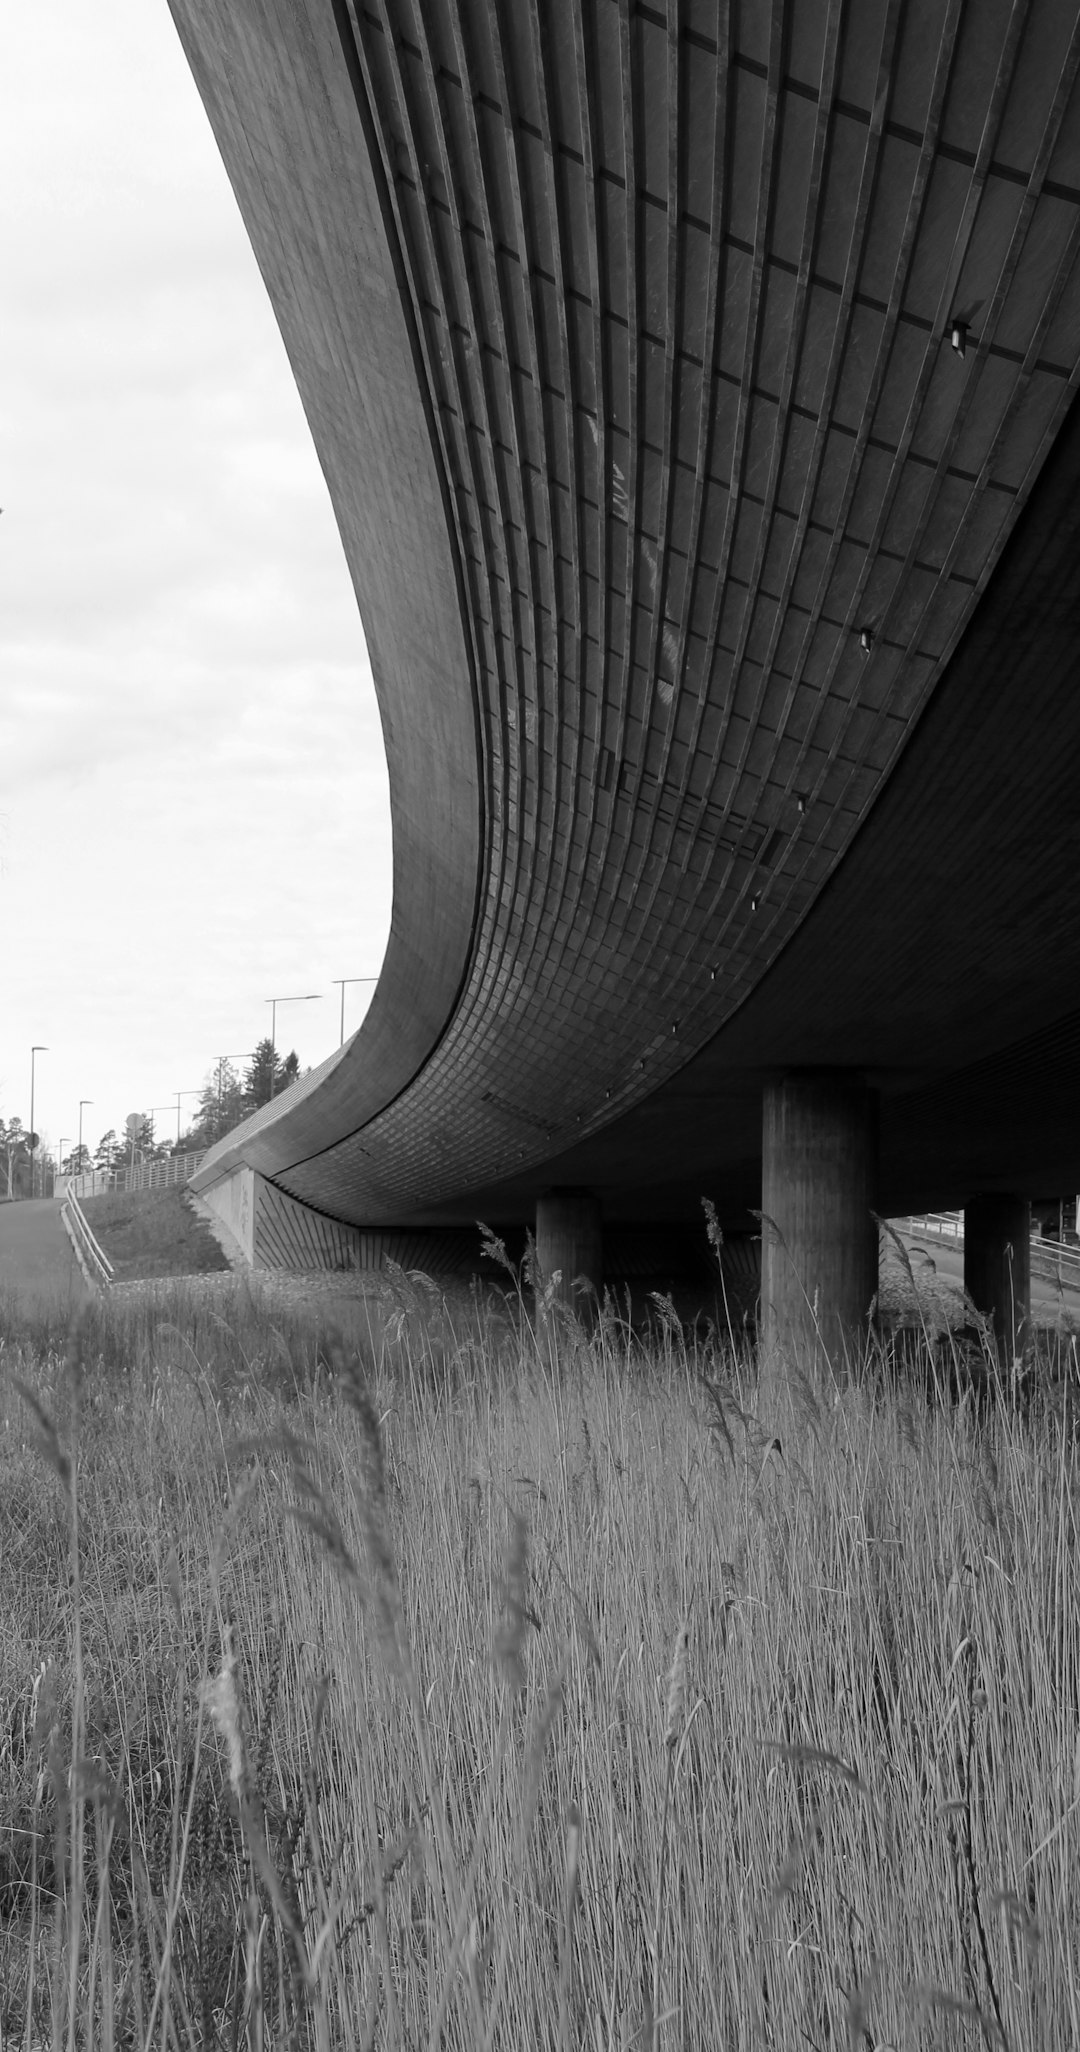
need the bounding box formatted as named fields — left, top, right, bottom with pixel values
left=146, top=1108, right=175, bottom=1169
left=266, top=995, right=321, bottom=1098
left=29, top=1047, right=47, bottom=1199
left=332, top=976, right=379, bottom=1046
left=174, top=1090, right=201, bottom=1147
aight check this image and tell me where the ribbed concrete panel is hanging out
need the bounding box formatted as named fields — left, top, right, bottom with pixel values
left=255, top=1180, right=362, bottom=1270
left=254, top=1176, right=490, bottom=1275
left=175, top=1, right=1080, bottom=1228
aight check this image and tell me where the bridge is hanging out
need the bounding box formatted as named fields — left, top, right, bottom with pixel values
left=170, top=0, right=1080, bottom=1357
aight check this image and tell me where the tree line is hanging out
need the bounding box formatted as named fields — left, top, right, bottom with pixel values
left=180, top=1040, right=304, bottom=1151
left=0, top=1039, right=303, bottom=1193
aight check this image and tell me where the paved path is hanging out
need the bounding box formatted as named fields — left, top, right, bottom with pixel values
left=0, top=1198, right=88, bottom=1317
left=890, top=1229, right=1080, bottom=1329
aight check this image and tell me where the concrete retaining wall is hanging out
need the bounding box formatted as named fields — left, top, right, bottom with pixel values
left=197, top=1166, right=258, bottom=1266
left=196, top=1165, right=491, bottom=1278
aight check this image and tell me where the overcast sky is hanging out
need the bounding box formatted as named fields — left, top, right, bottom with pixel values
left=1, top=2, right=392, bottom=1160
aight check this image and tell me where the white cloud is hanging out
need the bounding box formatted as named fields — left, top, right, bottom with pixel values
left=0, top=0, right=393, bottom=1150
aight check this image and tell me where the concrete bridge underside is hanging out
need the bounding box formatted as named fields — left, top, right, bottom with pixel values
left=172, top=0, right=1080, bottom=1350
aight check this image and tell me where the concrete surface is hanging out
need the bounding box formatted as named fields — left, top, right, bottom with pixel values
left=172, top=1, right=1080, bottom=1246
left=0, top=1199, right=88, bottom=1318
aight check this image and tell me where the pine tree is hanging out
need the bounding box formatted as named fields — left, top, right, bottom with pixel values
left=0, top=1117, right=28, bottom=1199
left=194, top=1060, right=247, bottom=1145
left=244, top=1039, right=300, bottom=1110
left=94, top=1130, right=118, bottom=1173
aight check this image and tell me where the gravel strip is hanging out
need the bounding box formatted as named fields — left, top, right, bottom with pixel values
left=108, top=1268, right=384, bottom=1308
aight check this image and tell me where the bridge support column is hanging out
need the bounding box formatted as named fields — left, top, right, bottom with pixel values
left=535, top=1189, right=602, bottom=1314
left=760, top=1074, right=878, bottom=1375
left=964, top=1194, right=1030, bottom=1361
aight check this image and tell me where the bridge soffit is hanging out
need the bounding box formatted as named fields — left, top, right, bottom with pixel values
left=178, top=0, right=1080, bottom=1222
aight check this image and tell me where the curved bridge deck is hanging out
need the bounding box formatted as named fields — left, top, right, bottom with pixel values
left=170, top=0, right=1080, bottom=1349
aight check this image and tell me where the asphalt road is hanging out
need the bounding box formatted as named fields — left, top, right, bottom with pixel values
left=0, top=1198, right=88, bottom=1317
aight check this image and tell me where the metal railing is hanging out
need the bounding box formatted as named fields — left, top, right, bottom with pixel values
left=894, top=1212, right=1080, bottom=1288
left=61, top=1188, right=114, bottom=1289
left=897, top=1211, right=964, bottom=1243
left=61, top=1151, right=206, bottom=1199
left=1031, top=1236, right=1080, bottom=1288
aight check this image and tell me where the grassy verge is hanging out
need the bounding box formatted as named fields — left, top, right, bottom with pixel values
left=1, top=1270, right=1077, bottom=2049
left=79, top=1187, right=231, bottom=1280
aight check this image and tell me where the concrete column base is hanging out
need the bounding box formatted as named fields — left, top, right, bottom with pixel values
left=760, top=1073, right=878, bottom=1372
left=535, top=1189, right=602, bottom=1313
left=964, top=1194, right=1030, bottom=1360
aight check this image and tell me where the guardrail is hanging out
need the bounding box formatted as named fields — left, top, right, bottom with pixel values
left=1030, top=1237, right=1080, bottom=1288
left=61, top=1189, right=114, bottom=1290
left=894, top=1212, right=1080, bottom=1288
left=897, top=1211, right=964, bottom=1243
left=63, top=1152, right=206, bottom=1199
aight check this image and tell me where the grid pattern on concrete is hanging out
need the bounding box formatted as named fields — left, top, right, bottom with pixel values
left=181, top=0, right=1080, bottom=1226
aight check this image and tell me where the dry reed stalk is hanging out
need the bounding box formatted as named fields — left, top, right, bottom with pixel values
left=494, top=1513, right=531, bottom=1697
left=481, top=1662, right=566, bottom=2050
left=201, top=1623, right=244, bottom=1802
left=557, top=1800, right=582, bottom=2046
left=6, top=1275, right=1080, bottom=2046
left=650, top=1614, right=692, bottom=2041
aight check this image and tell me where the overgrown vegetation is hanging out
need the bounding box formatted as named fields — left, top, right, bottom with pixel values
left=1, top=1263, right=1077, bottom=2049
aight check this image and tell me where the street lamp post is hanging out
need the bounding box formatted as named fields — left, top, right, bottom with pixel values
left=332, top=976, right=379, bottom=1047
left=78, top=1100, right=93, bottom=1170
left=174, top=1089, right=201, bottom=1146
left=265, top=995, right=321, bottom=1098
left=29, top=1046, right=47, bottom=1199
left=146, top=1107, right=175, bottom=1177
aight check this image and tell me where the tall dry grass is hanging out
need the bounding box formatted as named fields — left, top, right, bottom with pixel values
left=1, top=1267, right=1077, bottom=2049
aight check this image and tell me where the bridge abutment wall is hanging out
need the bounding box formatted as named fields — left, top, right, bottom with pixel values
left=194, top=1164, right=259, bottom=1266
left=196, top=1167, right=487, bottom=1281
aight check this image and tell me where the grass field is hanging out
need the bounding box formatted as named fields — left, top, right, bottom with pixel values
left=1, top=1262, right=1077, bottom=2050
left=79, top=1188, right=231, bottom=1282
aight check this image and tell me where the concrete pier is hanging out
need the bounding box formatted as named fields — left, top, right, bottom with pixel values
left=535, top=1189, right=602, bottom=1313
left=964, top=1193, right=1031, bottom=1360
left=760, top=1074, right=878, bottom=1371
